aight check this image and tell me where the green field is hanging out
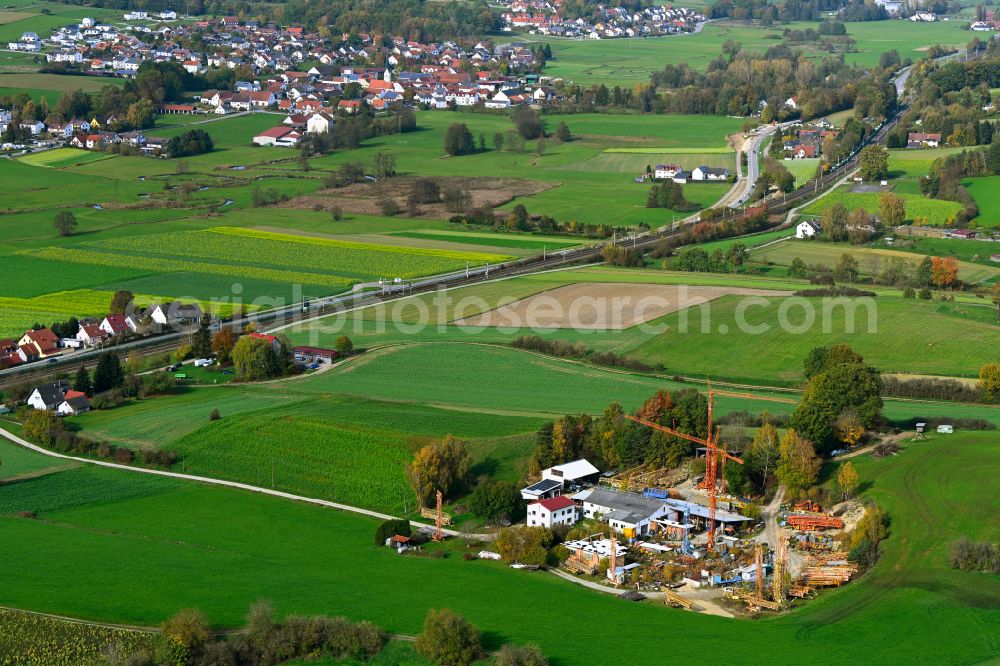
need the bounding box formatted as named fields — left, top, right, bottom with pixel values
left=965, top=175, right=1000, bottom=227
left=630, top=294, right=1000, bottom=383
left=754, top=239, right=1000, bottom=283
left=802, top=185, right=963, bottom=227
left=531, top=20, right=971, bottom=86
left=0, top=431, right=996, bottom=665
left=19, top=148, right=114, bottom=168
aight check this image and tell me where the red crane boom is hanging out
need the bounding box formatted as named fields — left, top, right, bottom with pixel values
left=624, top=385, right=770, bottom=550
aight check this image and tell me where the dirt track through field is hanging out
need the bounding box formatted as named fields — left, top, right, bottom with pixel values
left=452, top=282, right=786, bottom=330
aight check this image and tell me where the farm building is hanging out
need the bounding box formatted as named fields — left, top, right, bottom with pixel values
left=575, top=486, right=671, bottom=538
left=526, top=495, right=578, bottom=528
left=542, top=459, right=600, bottom=485
left=691, top=166, right=729, bottom=181
left=292, top=346, right=338, bottom=363
left=907, top=132, right=941, bottom=148
left=253, top=126, right=301, bottom=146
left=654, top=164, right=681, bottom=180
left=656, top=499, right=753, bottom=534
left=521, top=458, right=599, bottom=500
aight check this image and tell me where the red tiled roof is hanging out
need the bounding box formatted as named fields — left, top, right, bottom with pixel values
left=255, top=126, right=292, bottom=139
left=536, top=496, right=575, bottom=511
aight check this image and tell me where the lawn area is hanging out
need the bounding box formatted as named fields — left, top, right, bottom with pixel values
left=965, top=175, right=1000, bottom=227
left=781, top=157, right=820, bottom=185
left=0, top=432, right=995, bottom=665
left=19, top=147, right=114, bottom=168
left=155, top=112, right=287, bottom=149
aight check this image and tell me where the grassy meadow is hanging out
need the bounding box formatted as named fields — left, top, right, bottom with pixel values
left=530, top=20, right=971, bottom=86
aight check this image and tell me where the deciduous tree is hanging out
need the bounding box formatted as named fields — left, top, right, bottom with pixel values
left=443, top=123, right=474, bottom=156
left=858, top=145, right=889, bottom=181
left=978, top=363, right=1000, bottom=402
left=878, top=191, right=906, bottom=227
left=334, top=335, right=353, bottom=354
left=776, top=428, right=821, bottom=490
left=109, top=290, right=134, bottom=315
left=53, top=211, right=78, bottom=237
left=930, top=256, right=958, bottom=288
left=469, top=479, right=522, bottom=523
left=211, top=328, right=238, bottom=364
left=415, top=609, right=482, bottom=666
left=494, top=525, right=553, bottom=565
left=837, top=461, right=859, bottom=499
left=408, top=435, right=471, bottom=506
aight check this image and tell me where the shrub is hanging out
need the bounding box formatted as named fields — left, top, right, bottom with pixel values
left=497, top=644, right=549, bottom=666
left=415, top=609, right=482, bottom=666
left=949, top=537, right=1000, bottom=573
left=162, top=608, right=210, bottom=653
left=334, top=336, right=354, bottom=354
left=209, top=408, right=221, bottom=421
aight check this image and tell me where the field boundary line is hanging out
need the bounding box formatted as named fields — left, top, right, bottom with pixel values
left=0, top=427, right=480, bottom=539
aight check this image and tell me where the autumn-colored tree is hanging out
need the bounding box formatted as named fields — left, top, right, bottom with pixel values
left=837, top=461, right=859, bottom=500
left=161, top=608, right=210, bottom=653
left=978, top=363, right=1000, bottom=402
left=834, top=407, right=865, bottom=448
left=494, top=525, right=553, bottom=566
left=635, top=390, right=673, bottom=422
left=775, top=428, right=821, bottom=490
left=211, top=327, right=239, bottom=364
left=878, top=191, right=906, bottom=227
left=408, top=435, right=471, bottom=507
left=930, top=256, right=958, bottom=289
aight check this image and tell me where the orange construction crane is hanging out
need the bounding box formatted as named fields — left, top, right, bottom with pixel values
left=755, top=543, right=765, bottom=601
left=625, top=386, right=795, bottom=550
left=433, top=490, right=444, bottom=542
left=609, top=536, right=620, bottom=586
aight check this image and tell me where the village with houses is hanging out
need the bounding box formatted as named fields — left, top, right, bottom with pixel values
left=496, top=0, right=705, bottom=38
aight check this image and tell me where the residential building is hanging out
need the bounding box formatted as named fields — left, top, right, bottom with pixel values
left=796, top=219, right=822, bottom=238
left=526, top=495, right=578, bottom=528
left=27, top=381, right=69, bottom=411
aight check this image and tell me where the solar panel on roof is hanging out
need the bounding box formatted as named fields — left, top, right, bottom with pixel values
left=524, top=478, right=561, bottom=494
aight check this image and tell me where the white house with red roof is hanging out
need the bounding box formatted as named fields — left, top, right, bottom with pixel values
left=100, top=314, right=128, bottom=337
left=75, top=323, right=107, bottom=347
left=526, top=495, right=578, bottom=529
